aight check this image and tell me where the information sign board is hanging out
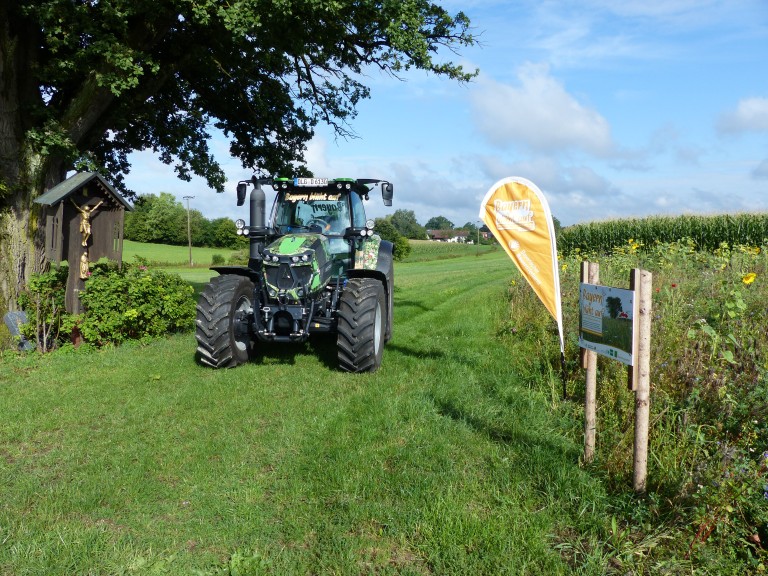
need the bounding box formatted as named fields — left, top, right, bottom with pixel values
left=579, top=283, right=637, bottom=365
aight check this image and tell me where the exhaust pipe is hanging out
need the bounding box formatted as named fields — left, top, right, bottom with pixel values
left=249, top=180, right=268, bottom=266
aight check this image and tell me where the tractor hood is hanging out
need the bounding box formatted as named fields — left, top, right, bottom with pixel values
left=261, top=233, right=332, bottom=301
left=265, top=233, right=330, bottom=259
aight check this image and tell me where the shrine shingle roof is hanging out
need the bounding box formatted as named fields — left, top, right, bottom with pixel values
left=34, top=172, right=132, bottom=210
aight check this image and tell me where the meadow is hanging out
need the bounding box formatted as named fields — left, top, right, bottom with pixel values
left=1, top=247, right=608, bottom=575
left=2, top=227, right=767, bottom=574
left=122, top=240, right=243, bottom=268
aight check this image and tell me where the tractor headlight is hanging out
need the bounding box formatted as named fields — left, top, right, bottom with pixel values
left=301, top=254, right=309, bottom=262
left=271, top=255, right=279, bottom=263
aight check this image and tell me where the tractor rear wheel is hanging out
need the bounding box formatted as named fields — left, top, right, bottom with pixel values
left=196, top=275, right=256, bottom=368
left=337, top=278, right=386, bottom=373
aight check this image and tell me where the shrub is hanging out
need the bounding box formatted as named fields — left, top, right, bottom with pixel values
left=211, top=253, right=225, bottom=265
left=17, top=264, right=69, bottom=352
left=393, top=235, right=412, bottom=261
left=75, top=261, right=196, bottom=346
left=228, top=250, right=248, bottom=265
left=374, top=217, right=411, bottom=261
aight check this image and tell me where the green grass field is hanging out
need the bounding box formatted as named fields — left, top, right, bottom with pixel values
left=123, top=240, right=244, bottom=267
left=7, top=233, right=765, bottom=573
left=0, top=249, right=608, bottom=575
left=124, top=238, right=498, bottom=267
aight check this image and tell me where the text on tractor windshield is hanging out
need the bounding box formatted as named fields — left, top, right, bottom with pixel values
left=285, top=192, right=342, bottom=202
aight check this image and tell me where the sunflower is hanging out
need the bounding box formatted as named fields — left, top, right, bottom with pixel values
left=742, top=272, right=757, bottom=285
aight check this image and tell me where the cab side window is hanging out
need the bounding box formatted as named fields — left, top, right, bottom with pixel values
left=349, top=192, right=367, bottom=228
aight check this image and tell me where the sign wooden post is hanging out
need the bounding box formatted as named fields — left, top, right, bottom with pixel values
left=581, top=261, right=599, bottom=464
left=630, top=269, right=653, bottom=493
left=578, top=263, right=652, bottom=493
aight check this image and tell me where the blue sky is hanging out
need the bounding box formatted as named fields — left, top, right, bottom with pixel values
left=125, top=0, right=768, bottom=227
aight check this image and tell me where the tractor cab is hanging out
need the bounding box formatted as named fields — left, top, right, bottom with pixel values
left=267, top=178, right=386, bottom=278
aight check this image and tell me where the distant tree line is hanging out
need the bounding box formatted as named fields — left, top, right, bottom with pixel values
left=125, top=199, right=507, bottom=250
left=124, top=193, right=247, bottom=249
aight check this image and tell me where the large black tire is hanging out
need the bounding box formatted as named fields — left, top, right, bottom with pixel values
left=196, top=275, right=256, bottom=368
left=337, top=278, right=386, bottom=373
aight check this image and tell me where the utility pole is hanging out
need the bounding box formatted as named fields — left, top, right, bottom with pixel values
left=183, top=195, right=194, bottom=267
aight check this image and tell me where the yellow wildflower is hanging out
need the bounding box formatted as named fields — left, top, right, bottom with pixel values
left=742, top=272, right=757, bottom=285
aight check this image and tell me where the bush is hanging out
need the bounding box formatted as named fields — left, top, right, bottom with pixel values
left=18, top=261, right=197, bottom=351
left=374, top=217, right=411, bottom=261
left=74, top=261, right=196, bottom=346
left=211, top=253, right=225, bottom=265
left=228, top=250, right=248, bottom=265
left=393, top=235, right=412, bottom=261
left=17, top=264, right=69, bottom=352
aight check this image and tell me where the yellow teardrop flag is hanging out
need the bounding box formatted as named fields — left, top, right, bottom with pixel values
left=479, top=177, right=564, bottom=354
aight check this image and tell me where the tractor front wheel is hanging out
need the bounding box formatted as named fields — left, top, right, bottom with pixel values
left=337, top=278, right=386, bottom=373
left=196, top=275, right=256, bottom=368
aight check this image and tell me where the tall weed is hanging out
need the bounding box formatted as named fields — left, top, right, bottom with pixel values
left=508, top=237, right=768, bottom=573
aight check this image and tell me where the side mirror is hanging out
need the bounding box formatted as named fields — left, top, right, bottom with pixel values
left=381, top=182, right=393, bottom=206
left=236, top=182, right=247, bottom=206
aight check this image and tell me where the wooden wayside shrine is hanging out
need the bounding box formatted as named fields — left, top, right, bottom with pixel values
left=34, top=172, right=133, bottom=313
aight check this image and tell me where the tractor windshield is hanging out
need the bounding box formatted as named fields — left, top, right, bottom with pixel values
left=272, top=191, right=350, bottom=235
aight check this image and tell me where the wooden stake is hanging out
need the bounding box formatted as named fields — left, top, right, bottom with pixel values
left=632, top=269, right=652, bottom=493
left=583, top=261, right=599, bottom=464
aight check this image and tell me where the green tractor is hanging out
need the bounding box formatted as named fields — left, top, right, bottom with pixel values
left=195, top=176, right=395, bottom=372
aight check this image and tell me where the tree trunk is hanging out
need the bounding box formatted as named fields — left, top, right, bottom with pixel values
left=0, top=9, right=62, bottom=318
left=0, top=149, right=61, bottom=319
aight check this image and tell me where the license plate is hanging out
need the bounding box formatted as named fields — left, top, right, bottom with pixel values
left=294, top=178, right=328, bottom=187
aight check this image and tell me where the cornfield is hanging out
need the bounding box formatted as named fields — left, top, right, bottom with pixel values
left=558, top=213, right=768, bottom=255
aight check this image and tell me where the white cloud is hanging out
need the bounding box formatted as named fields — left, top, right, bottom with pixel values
left=470, top=63, right=616, bottom=157
left=717, top=97, right=768, bottom=134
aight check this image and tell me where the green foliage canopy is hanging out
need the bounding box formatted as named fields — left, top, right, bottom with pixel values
left=0, top=0, right=476, bottom=315
left=373, top=216, right=411, bottom=260
left=425, top=215, right=454, bottom=230
left=124, top=193, right=245, bottom=248
left=390, top=209, right=427, bottom=239
left=1, top=0, right=476, bottom=197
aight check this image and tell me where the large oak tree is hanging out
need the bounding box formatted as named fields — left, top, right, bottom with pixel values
left=0, top=0, right=475, bottom=314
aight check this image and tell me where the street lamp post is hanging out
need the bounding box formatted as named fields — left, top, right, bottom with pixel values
left=183, top=195, right=195, bottom=267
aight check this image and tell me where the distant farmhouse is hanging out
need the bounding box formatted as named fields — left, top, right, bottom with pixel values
left=426, top=229, right=470, bottom=243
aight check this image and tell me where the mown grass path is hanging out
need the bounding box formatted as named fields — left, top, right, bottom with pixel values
left=0, top=252, right=606, bottom=575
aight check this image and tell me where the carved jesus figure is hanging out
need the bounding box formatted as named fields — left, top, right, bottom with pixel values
left=79, top=250, right=90, bottom=280
left=71, top=199, right=104, bottom=246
